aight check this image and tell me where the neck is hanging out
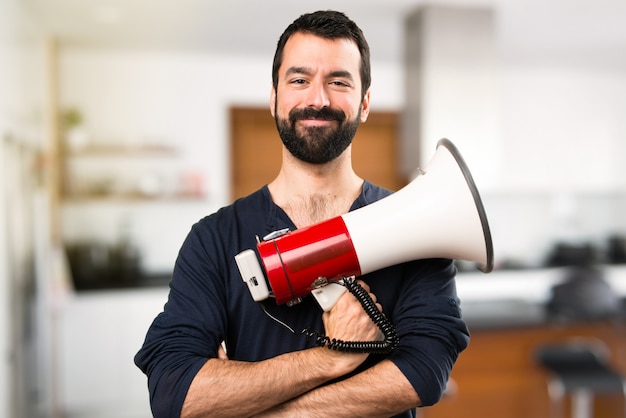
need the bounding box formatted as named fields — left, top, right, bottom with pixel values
left=268, top=147, right=363, bottom=228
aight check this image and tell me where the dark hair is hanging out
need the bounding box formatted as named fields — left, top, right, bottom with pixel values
left=272, top=10, right=371, bottom=99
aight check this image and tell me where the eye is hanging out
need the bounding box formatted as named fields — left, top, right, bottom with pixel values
left=290, top=78, right=308, bottom=85
left=329, top=80, right=353, bottom=90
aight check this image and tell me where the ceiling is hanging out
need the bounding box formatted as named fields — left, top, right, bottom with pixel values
left=21, top=0, right=626, bottom=66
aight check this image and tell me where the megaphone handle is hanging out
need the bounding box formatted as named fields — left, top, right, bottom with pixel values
left=304, top=278, right=399, bottom=354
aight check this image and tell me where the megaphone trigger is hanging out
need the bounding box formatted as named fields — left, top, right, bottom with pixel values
left=311, top=281, right=348, bottom=312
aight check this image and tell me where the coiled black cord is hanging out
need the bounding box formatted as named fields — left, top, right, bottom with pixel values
left=303, top=278, right=399, bottom=354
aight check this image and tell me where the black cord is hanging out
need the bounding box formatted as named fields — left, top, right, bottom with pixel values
left=260, top=278, right=399, bottom=354
left=302, top=278, right=399, bottom=354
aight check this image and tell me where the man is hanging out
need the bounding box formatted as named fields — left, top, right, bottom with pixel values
left=135, top=10, right=469, bottom=418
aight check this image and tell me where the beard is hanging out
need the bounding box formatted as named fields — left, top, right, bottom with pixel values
left=275, top=105, right=361, bottom=164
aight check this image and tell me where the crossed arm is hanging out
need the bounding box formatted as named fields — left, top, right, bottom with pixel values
left=180, top=282, right=421, bottom=418
left=252, top=358, right=419, bottom=418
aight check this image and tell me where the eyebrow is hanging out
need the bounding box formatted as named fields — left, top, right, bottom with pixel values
left=285, top=66, right=355, bottom=82
left=285, top=66, right=313, bottom=77
left=329, top=70, right=354, bottom=81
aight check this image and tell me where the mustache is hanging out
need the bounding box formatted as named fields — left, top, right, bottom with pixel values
left=289, top=107, right=346, bottom=124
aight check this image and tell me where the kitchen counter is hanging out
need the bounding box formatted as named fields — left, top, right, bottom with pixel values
left=461, top=298, right=547, bottom=329
left=456, top=264, right=626, bottom=328
left=71, top=272, right=171, bottom=291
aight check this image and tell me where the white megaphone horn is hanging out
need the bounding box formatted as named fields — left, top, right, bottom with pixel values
left=235, top=138, right=494, bottom=311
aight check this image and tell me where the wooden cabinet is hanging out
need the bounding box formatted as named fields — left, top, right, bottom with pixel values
left=422, top=321, right=626, bottom=418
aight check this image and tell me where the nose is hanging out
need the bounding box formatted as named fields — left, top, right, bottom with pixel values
left=305, top=81, right=330, bottom=109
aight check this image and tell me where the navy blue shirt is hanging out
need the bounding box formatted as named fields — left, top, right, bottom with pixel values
left=135, top=182, right=469, bottom=417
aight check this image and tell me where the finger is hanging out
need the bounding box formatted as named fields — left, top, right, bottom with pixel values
left=368, top=291, right=377, bottom=304
left=355, top=279, right=370, bottom=292
left=218, top=344, right=229, bottom=360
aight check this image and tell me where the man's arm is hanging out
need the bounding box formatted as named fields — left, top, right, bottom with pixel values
left=251, top=259, right=468, bottom=417
left=254, top=358, right=420, bottom=418
left=181, top=347, right=361, bottom=418
left=181, top=280, right=383, bottom=418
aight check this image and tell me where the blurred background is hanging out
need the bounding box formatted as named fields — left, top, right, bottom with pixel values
left=1, top=0, right=625, bottom=417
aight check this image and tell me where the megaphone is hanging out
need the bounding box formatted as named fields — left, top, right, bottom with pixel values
left=235, top=138, right=494, bottom=311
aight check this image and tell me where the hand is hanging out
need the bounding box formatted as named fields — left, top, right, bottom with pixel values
left=323, top=280, right=383, bottom=341
left=320, top=280, right=383, bottom=369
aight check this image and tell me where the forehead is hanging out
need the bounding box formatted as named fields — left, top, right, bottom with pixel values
left=280, top=32, right=361, bottom=79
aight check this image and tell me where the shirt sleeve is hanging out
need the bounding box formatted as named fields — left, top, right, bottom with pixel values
left=387, top=258, right=470, bottom=406
left=134, top=219, right=227, bottom=418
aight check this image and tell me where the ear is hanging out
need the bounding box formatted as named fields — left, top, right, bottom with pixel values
left=270, top=86, right=277, bottom=117
left=360, top=89, right=371, bottom=122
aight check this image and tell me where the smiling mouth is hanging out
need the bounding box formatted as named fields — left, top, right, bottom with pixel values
left=289, top=107, right=346, bottom=125
left=296, top=115, right=339, bottom=126
left=299, top=118, right=336, bottom=124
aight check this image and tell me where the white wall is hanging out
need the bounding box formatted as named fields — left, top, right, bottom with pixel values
left=499, top=64, right=626, bottom=192
left=412, top=7, right=501, bottom=188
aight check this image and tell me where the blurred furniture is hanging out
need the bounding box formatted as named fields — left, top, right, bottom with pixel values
left=535, top=338, right=626, bottom=418
left=546, top=265, right=621, bottom=322
left=420, top=321, right=626, bottom=418
left=58, top=287, right=169, bottom=417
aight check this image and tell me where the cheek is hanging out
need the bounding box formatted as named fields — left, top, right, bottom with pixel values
left=276, top=100, right=300, bottom=121
left=335, top=95, right=363, bottom=118
left=347, top=102, right=364, bottom=122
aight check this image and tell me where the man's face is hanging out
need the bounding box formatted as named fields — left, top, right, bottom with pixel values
left=271, top=32, right=371, bottom=164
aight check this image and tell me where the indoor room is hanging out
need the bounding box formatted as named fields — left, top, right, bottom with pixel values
left=1, top=0, right=625, bottom=417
